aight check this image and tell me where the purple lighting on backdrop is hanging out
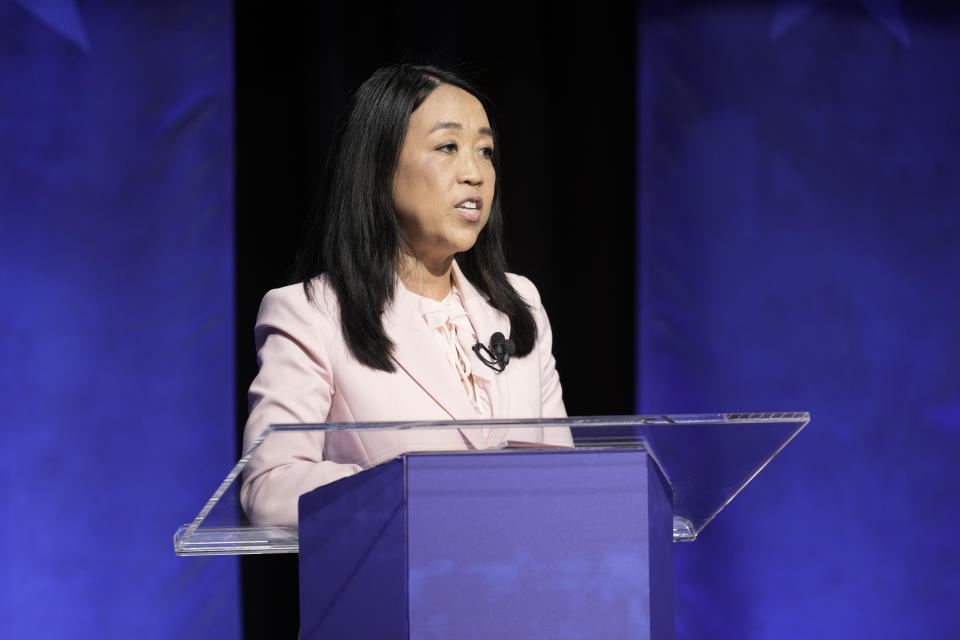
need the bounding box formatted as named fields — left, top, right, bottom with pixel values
left=12, top=0, right=89, bottom=49
left=771, top=0, right=911, bottom=45
left=0, top=2, right=238, bottom=637
left=639, top=1, right=960, bottom=638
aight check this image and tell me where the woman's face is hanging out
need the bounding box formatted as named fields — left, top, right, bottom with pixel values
left=392, top=83, right=496, bottom=269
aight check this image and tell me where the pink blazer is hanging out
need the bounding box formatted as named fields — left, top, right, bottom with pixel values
left=240, top=261, right=571, bottom=526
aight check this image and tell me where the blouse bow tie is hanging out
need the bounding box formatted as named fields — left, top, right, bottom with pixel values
left=415, top=290, right=491, bottom=417
left=421, top=298, right=472, bottom=335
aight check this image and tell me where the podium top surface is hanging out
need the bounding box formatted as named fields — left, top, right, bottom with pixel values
left=174, top=412, right=808, bottom=556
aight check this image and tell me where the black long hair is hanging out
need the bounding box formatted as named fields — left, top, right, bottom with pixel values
left=290, top=63, right=537, bottom=372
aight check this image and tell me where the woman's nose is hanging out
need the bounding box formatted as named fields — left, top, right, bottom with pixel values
left=458, top=155, right=483, bottom=186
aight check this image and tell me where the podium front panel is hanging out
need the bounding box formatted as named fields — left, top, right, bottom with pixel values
left=405, top=450, right=673, bottom=639
left=299, top=449, right=674, bottom=639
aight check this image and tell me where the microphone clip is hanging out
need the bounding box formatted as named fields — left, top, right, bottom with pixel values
left=472, top=332, right=516, bottom=373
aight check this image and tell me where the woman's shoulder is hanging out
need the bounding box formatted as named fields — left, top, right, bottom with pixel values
left=257, top=275, right=340, bottom=328
left=505, top=272, right=544, bottom=308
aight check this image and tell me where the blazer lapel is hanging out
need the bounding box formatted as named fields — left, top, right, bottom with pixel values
left=383, top=276, right=480, bottom=424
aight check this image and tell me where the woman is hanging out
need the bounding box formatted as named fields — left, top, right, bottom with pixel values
left=241, top=64, right=571, bottom=526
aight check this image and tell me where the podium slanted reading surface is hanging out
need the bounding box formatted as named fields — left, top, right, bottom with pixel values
left=174, top=413, right=808, bottom=640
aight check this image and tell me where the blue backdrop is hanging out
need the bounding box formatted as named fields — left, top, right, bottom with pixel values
left=0, top=1, right=238, bottom=637
left=638, top=1, right=960, bottom=637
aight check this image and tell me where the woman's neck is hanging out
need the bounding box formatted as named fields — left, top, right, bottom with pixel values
left=397, top=251, right=455, bottom=301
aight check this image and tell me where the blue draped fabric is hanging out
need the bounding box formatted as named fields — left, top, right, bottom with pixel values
left=0, top=1, right=238, bottom=637
left=638, top=1, right=960, bottom=637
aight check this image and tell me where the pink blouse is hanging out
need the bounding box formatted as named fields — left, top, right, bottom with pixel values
left=401, top=285, right=493, bottom=419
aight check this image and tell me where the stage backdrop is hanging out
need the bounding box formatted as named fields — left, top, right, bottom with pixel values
left=638, top=1, right=960, bottom=638
left=0, top=2, right=238, bottom=637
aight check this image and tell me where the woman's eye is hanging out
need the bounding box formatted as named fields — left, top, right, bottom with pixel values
left=480, top=146, right=495, bottom=160
left=437, top=143, right=458, bottom=154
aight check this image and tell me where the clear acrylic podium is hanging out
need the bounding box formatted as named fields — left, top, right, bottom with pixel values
left=174, top=413, right=808, bottom=639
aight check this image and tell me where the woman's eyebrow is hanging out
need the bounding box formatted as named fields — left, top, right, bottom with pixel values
left=428, top=121, right=494, bottom=137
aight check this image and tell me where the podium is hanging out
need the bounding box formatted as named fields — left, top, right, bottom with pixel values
left=174, top=413, right=808, bottom=639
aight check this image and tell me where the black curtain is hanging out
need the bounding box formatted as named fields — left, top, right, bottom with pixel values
left=235, top=3, right=637, bottom=636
